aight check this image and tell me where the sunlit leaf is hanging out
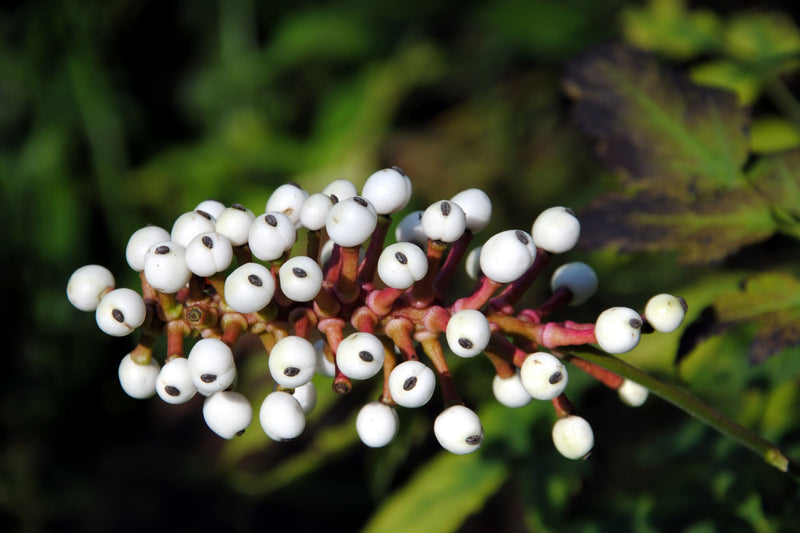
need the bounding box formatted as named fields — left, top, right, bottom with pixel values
left=746, top=150, right=800, bottom=226
left=723, top=12, right=800, bottom=68
left=749, top=118, right=800, bottom=154
left=689, top=59, right=761, bottom=105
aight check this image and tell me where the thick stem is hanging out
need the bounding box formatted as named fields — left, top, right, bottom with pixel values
left=433, top=231, right=473, bottom=300
left=384, top=318, right=418, bottom=361
left=334, top=245, right=361, bottom=304
left=358, top=214, right=391, bottom=285
left=551, top=393, right=577, bottom=418
left=451, top=276, right=503, bottom=313
left=418, top=334, right=460, bottom=407
left=318, top=317, right=352, bottom=394
left=367, top=287, right=405, bottom=316
left=351, top=306, right=378, bottom=334
left=306, top=229, right=321, bottom=263
left=166, top=320, right=189, bottom=361
left=380, top=339, right=398, bottom=405
left=220, top=313, right=248, bottom=347
left=406, top=239, right=448, bottom=308
left=487, top=331, right=528, bottom=371
left=289, top=307, right=317, bottom=339
left=488, top=248, right=552, bottom=314
left=518, top=286, right=573, bottom=325
left=129, top=336, right=156, bottom=365
left=157, top=291, right=184, bottom=322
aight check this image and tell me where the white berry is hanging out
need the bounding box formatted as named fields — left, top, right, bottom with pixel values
left=268, top=335, right=316, bottom=388
left=185, top=231, right=233, bottom=277
left=377, top=242, right=428, bottom=289
left=450, top=188, right=492, bottom=233
left=299, top=193, right=334, bottom=231
left=361, top=166, right=412, bottom=215
left=118, top=353, right=160, bottom=399
left=326, top=196, right=377, bottom=247
left=531, top=206, right=580, bottom=254
left=421, top=200, right=467, bottom=243
left=278, top=256, right=323, bottom=302
left=644, top=293, right=686, bottom=333
left=266, top=183, right=308, bottom=228
left=96, top=288, right=146, bottom=337
left=171, top=209, right=216, bottom=248
left=156, top=357, right=197, bottom=404
left=203, top=391, right=253, bottom=439
left=259, top=391, right=306, bottom=441
left=125, top=226, right=171, bottom=272
left=224, top=262, right=275, bottom=313
left=552, top=415, right=594, bottom=459
left=336, top=331, right=385, bottom=380
left=187, top=338, right=237, bottom=395
left=195, top=199, right=226, bottom=220
left=356, top=401, right=399, bottom=447
left=248, top=212, right=297, bottom=262
left=433, top=405, right=484, bottom=454
left=618, top=379, right=649, bottom=407
left=480, top=230, right=536, bottom=283
left=550, top=261, right=598, bottom=306
left=388, top=360, right=436, bottom=408
left=322, top=179, right=358, bottom=203
left=314, top=339, right=336, bottom=378
left=215, top=204, right=255, bottom=246
left=290, top=381, right=317, bottom=414
left=445, top=309, right=491, bottom=358
left=143, top=241, right=192, bottom=294
left=595, top=307, right=643, bottom=354
left=464, top=246, right=482, bottom=280
left=395, top=210, right=427, bottom=248
left=492, top=371, right=532, bottom=408
left=520, top=352, right=568, bottom=400
left=67, top=265, right=115, bottom=311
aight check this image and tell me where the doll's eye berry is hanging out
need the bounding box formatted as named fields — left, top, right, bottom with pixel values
left=359, top=351, right=373, bottom=362
left=196, top=209, right=212, bottom=219
left=403, top=377, right=417, bottom=390
left=265, top=214, right=277, bottom=226
left=458, top=338, right=473, bottom=349
left=440, top=201, right=451, bottom=216
left=112, top=309, right=124, bottom=322
left=549, top=371, right=563, bottom=384
left=165, top=386, right=180, bottom=397
left=232, top=203, right=246, bottom=211
left=248, top=275, right=262, bottom=286
left=466, top=435, right=482, bottom=445
left=293, top=268, right=307, bottom=278
left=630, top=318, right=642, bottom=328
left=284, top=367, right=300, bottom=377
left=515, top=230, right=529, bottom=244
left=201, top=374, right=217, bottom=383
left=395, top=252, right=407, bottom=264
left=201, top=236, right=213, bottom=248
left=354, top=196, right=368, bottom=207
left=155, top=245, right=170, bottom=254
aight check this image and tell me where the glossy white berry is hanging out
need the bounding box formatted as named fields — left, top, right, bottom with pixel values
left=480, top=230, right=536, bottom=283
left=203, top=391, right=253, bottom=439
left=185, top=232, right=233, bottom=277
left=322, top=179, right=358, bottom=203
left=156, top=357, right=197, bottom=404
left=644, top=294, right=687, bottom=333
left=215, top=204, right=255, bottom=246
left=336, top=332, right=385, bottom=380
left=446, top=309, right=491, bottom=358
left=464, top=246, right=482, bottom=280
left=550, top=262, right=598, bottom=306
left=67, top=265, right=115, bottom=311
left=388, top=360, right=436, bottom=408
left=268, top=336, right=316, bottom=388
left=520, top=352, right=568, bottom=400
left=118, top=353, right=160, bottom=399
left=143, top=241, right=192, bottom=294
left=265, top=183, right=308, bottom=228
left=249, top=212, right=297, bottom=262
left=299, top=193, right=334, bottom=231
left=433, top=405, right=484, bottom=455
left=259, top=391, right=306, bottom=441
left=421, top=200, right=467, bottom=243
left=326, top=196, right=377, bottom=247
left=314, top=339, right=336, bottom=378
left=224, top=262, right=275, bottom=313
left=125, top=226, right=171, bottom=272
left=532, top=206, right=580, bottom=254
left=492, top=371, right=532, bottom=408
left=377, top=242, right=428, bottom=289
left=171, top=209, right=216, bottom=248
left=290, top=381, right=317, bottom=414
left=450, top=188, right=492, bottom=233
left=395, top=210, right=427, bottom=248
left=618, top=379, right=649, bottom=407
left=361, top=166, right=413, bottom=215
left=187, top=338, right=237, bottom=395
left=96, top=288, right=146, bottom=337
left=356, top=402, right=399, bottom=448
left=552, top=415, right=594, bottom=459
left=195, top=199, right=226, bottom=220
left=595, top=307, right=643, bottom=354
left=278, top=256, right=323, bottom=302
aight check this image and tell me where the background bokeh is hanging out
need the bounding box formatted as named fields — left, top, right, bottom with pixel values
left=3, top=1, right=800, bottom=531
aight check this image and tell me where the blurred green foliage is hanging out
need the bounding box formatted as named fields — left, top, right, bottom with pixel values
left=2, top=0, right=800, bottom=532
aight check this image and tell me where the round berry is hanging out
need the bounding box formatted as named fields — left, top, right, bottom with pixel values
left=618, top=379, right=649, bottom=407
left=450, top=188, right=492, bottom=233
left=96, top=288, right=146, bottom=337
left=266, top=183, right=308, bottom=228
left=480, top=230, right=536, bottom=283
left=464, top=246, right=482, bottom=280
left=171, top=209, right=216, bottom=248
left=156, top=357, right=197, bottom=404
left=224, top=262, right=275, bottom=313
left=299, top=193, right=334, bottom=231
left=248, top=212, right=297, bottom=261
left=356, top=401, right=399, bottom=448
left=421, top=200, right=467, bottom=243
left=278, top=256, right=323, bottom=302
left=259, top=391, right=306, bottom=441
left=195, top=199, right=226, bottom=220
left=336, top=332, right=385, bottom=380
left=203, top=391, right=253, bottom=439
left=361, top=167, right=413, bottom=215
left=185, top=231, right=233, bottom=277
left=388, top=360, right=436, bottom=408
left=322, top=179, right=358, bottom=203
left=550, top=262, right=598, bottom=306
left=268, top=335, right=316, bottom=388
left=215, top=204, right=255, bottom=246
left=290, top=381, right=317, bottom=414
left=433, top=405, right=484, bottom=455
left=552, top=415, right=594, bottom=459
left=125, top=226, right=171, bottom=272
left=531, top=206, right=580, bottom=254
left=143, top=241, right=192, bottom=294
left=445, top=309, right=491, bottom=358
left=377, top=242, right=428, bottom=289
left=187, top=338, right=237, bottom=395
left=67, top=265, right=115, bottom=311
left=520, top=352, right=568, bottom=400
left=395, top=210, right=427, bottom=248
left=118, top=353, right=160, bottom=399
left=326, top=196, right=377, bottom=247
left=595, top=307, right=643, bottom=354
left=644, top=293, right=687, bottom=333
left=314, top=339, right=336, bottom=378
left=492, top=371, right=532, bottom=408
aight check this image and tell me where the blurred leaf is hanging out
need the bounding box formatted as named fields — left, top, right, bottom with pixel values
left=749, top=117, right=800, bottom=154
left=690, top=59, right=761, bottom=105
left=746, top=150, right=800, bottom=227
left=723, top=12, right=800, bottom=68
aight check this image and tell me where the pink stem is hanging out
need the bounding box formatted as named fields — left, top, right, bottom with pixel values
left=488, top=248, right=551, bottom=314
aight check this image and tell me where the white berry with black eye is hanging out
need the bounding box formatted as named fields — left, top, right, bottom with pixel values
left=215, top=204, right=255, bottom=246
left=618, top=379, right=649, bottom=407
left=290, top=381, right=317, bottom=414
left=185, top=231, right=233, bottom=277
left=326, top=196, right=377, bottom=247
left=361, top=166, right=412, bottom=215
left=266, top=183, right=308, bottom=228
left=203, top=391, right=253, bottom=439
left=156, top=357, right=197, bottom=404
left=314, top=339, right=336, bottom=377
left=171, top=209, right=216, bottom=248
left=143, top=241, right=192, bottom=294
left=450, top=188, right=492, bottom=233
left=278, top=256, right=323, bottom=302
left=550, top=262, right=598, bottom=306
left=223, top=262, right=275, bottom=313
left=480, top=229, right=536, bottom=283
left=532, top=206, right=580, bottom=254
left=299, top=193, right=333, bottom=231
left=492, top=371, right=532, bottom=408
left=552, top=415, right=594, bottom=459
left=322, top=179, right=358, bottom=203
left=445, top=309, right=491, bottom=358
left=356, top=402, right=399, bottom=448
left=259, top=391, right=306, bottom=441
left=464, top=246, right=482, bottom=280
left=187, top=338, right=237, bottom=395
left=421, top=200, right=467, bottom=243
left=377, top=242, right=428, bottom=289
left=268, top=336, right=316, bottom=388
left=195, top=199, right=226, bottom=220
left=595, top=307, right=642, bottom=354
left=336, top=332, right=385, bottom=380
left=125, top=226, right=171, bottom=272
left=520, top=352, right=568, bottom=400
left=388, top=360, right=436, bottom=408
left=249, top=212, right=297, bottom=261
left=67, top=265, right=115, bottom=311
left=118, top=353, right=160, bottom=399
left=644, top=293, right=687, bottom=333
left=395, top=210, right=427, bottom=248
left=96, top=288, right=146, bottom=337
left=433, top=405, right=484, bottom=455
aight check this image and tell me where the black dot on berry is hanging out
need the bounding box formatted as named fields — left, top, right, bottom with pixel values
left=515, top=230, right=529, bottom=245
left=458, top=338, right=473, bottom=349
left=265, top=214, right=278, bottom=226
left=395, top=252, right=408, bottom=264
left=329, top=194, right=339, bottom=204
left=236, top=429, right=246, bottom=437
left=440, top=202, right=451, bottom=216
left=359, top=350, right=374, bottom=362
left=196, top=209, right=212, bottom=220
left=549, top=371, right=563, bottom=385
left=284, top=367, right=300, bottom=377
left=292, top=267, right=307, bottom=278
left=165, top=385, right=181, bottom=397
left=111, top=309, right=125, bottom=323
left=232, top=203, right=246, bottom=211
left=679, top=297, right=688, bottom=312
left=403, top=376, right=417, bottom=391
left=200, top=373, right=217, bottom=383
left=565, top=207, right=577, bottom=217
left=155, top=245, right=170, bottom=255
left=248, top=274, right=263, bottom=287
left=630, top=318, right=643, bottom=329
left=466, top=434, right=483, bottom=446
left=353, top=196, right=368, bottom=207
left=391, top=165, right=407, bottom=176
left=201, top=236, right=214, bottom=248
left=287, top=181, right=301, bottom=189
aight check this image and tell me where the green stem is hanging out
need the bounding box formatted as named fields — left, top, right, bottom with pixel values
left=764, top=77, right=800, bottom=132
left=560, top=346, right=799, bottom=478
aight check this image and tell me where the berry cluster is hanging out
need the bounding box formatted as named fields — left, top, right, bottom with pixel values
left=67, top=167, right=686, bottom=458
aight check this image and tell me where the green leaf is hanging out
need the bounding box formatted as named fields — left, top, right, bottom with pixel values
left=690, top=59, right=762, bottom=105
left=749, top=118, right=800, bottom=154
left=723, top=12, right=800, bottom=69
left=746, top=150, right=800, bottom=234
left=563, top=44, right=750, bottom=197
